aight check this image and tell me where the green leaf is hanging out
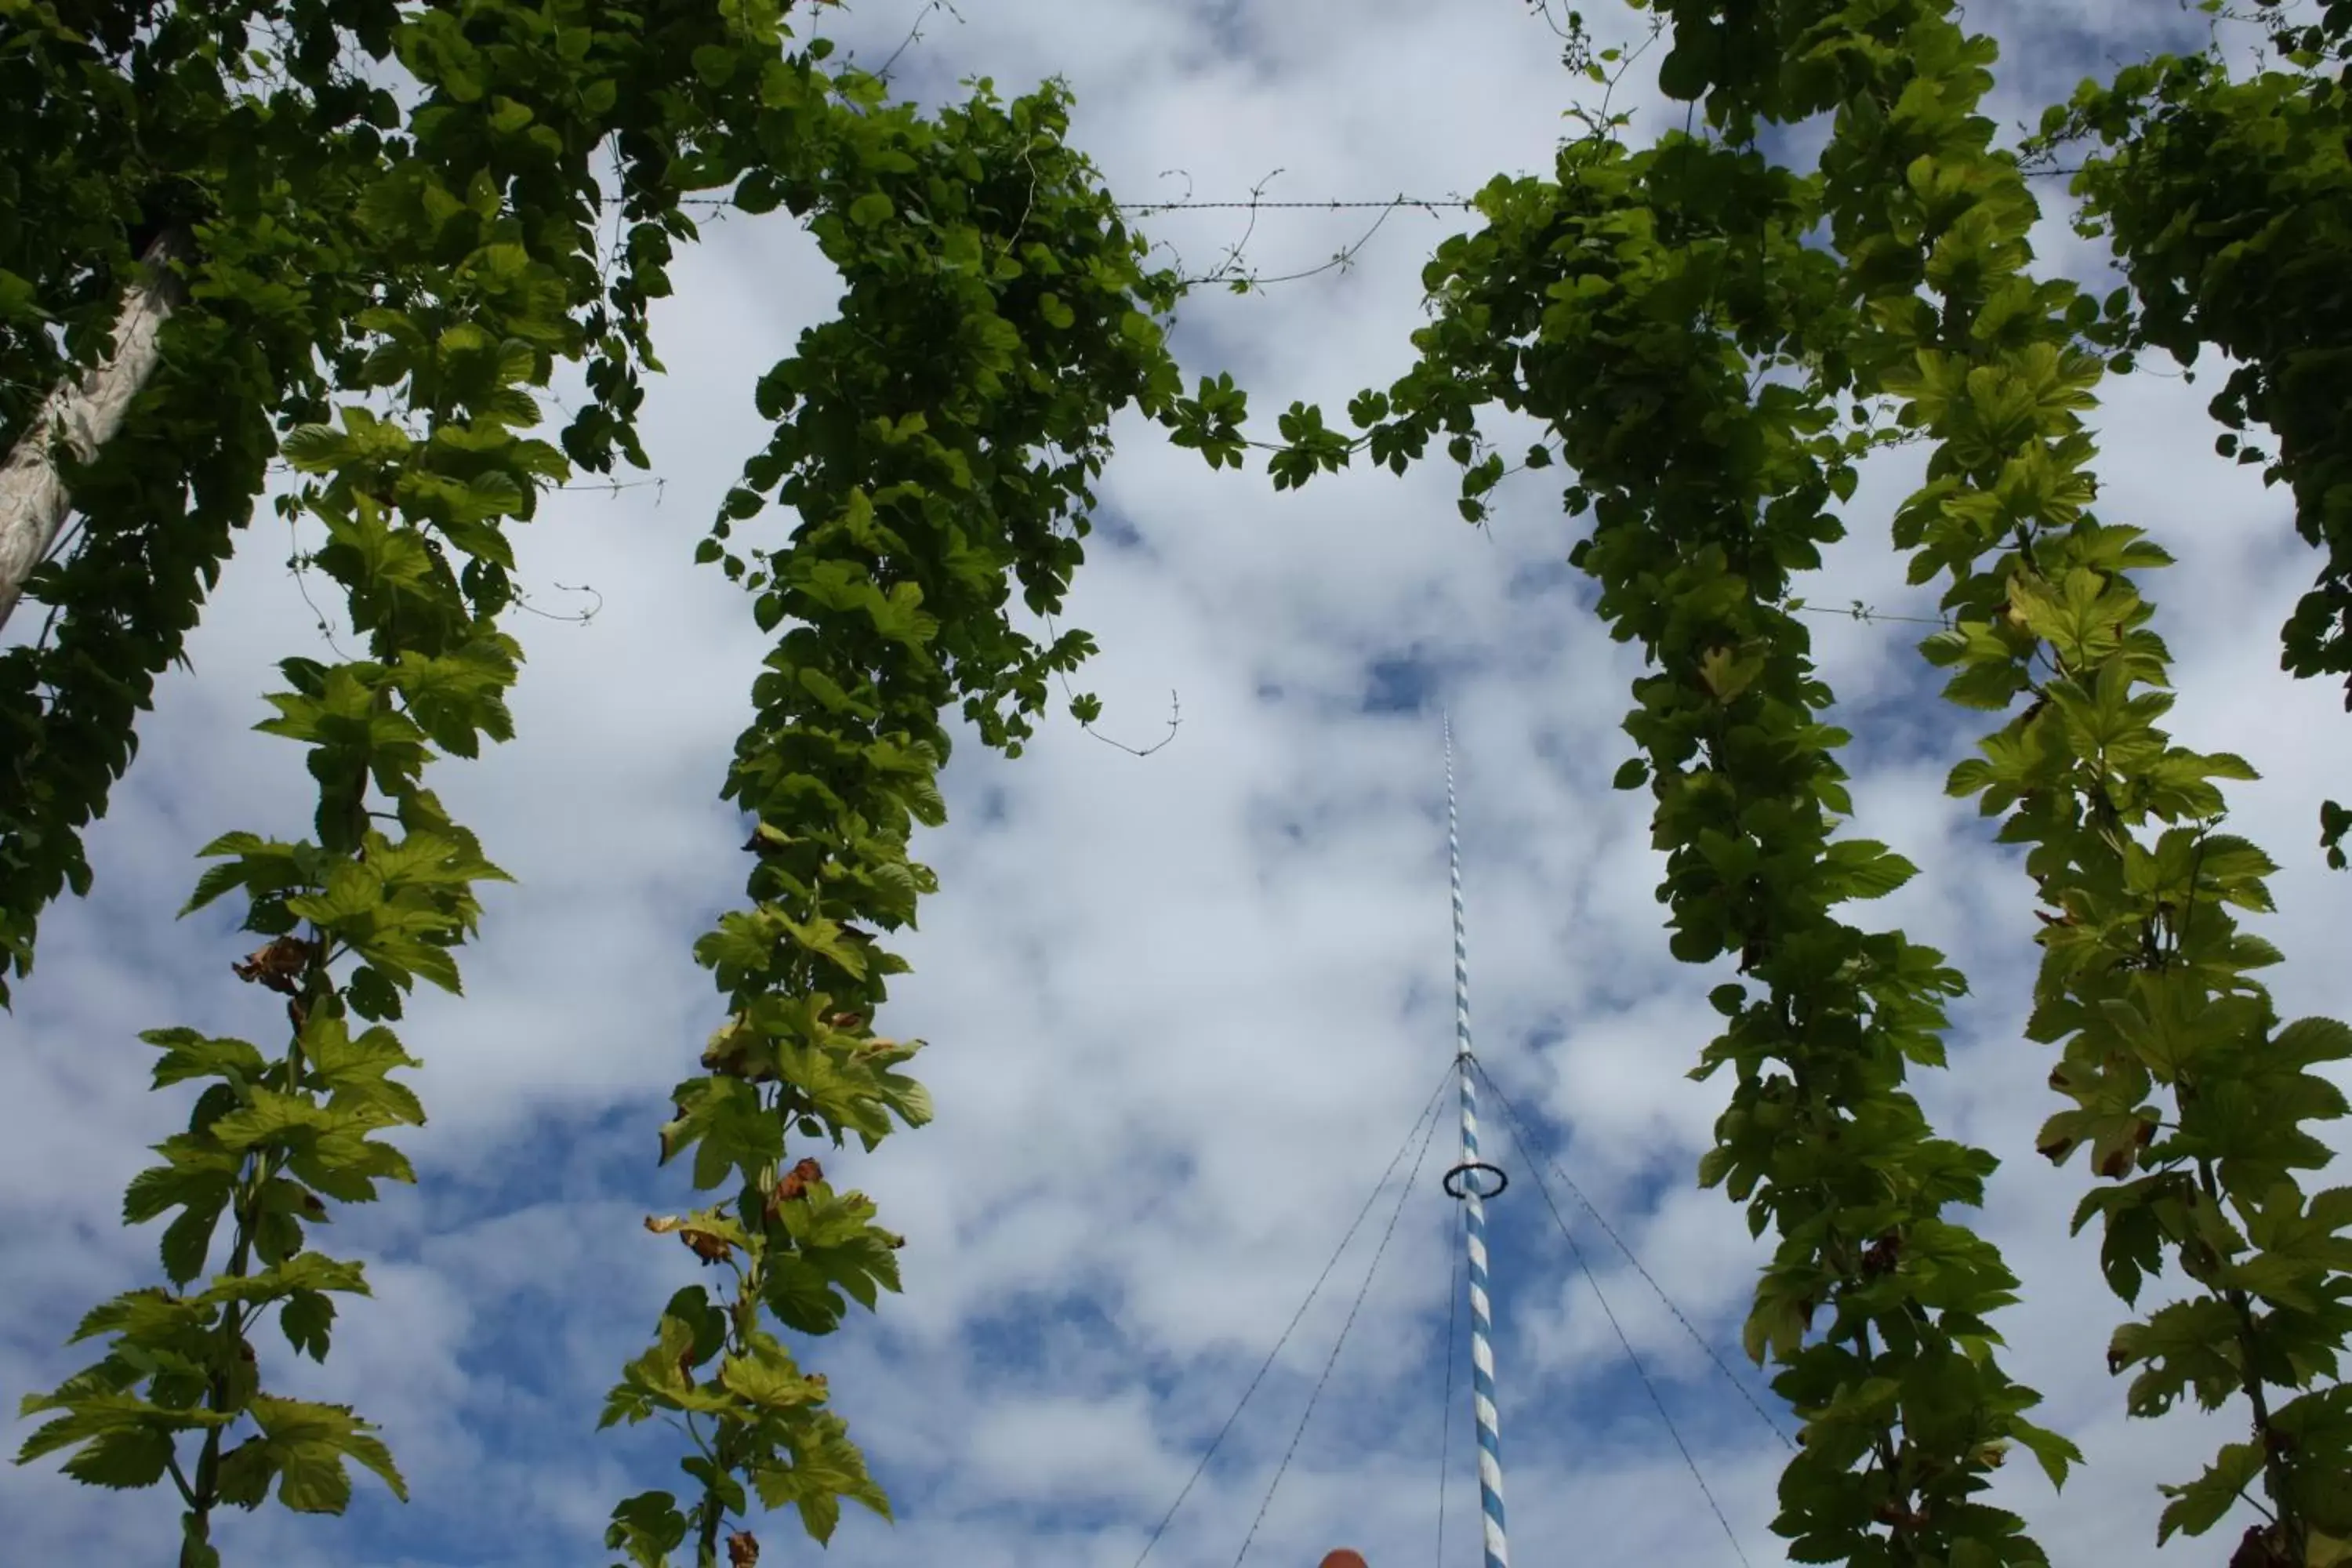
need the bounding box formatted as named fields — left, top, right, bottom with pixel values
left=60, top=1424, right=178, bottom=1490
left=1657, top=44, right=1711, bottom=100
left=2112, top=1296, right=2248, bottom=1416
left=1820, top=839, right=1918, bottom=901
left=345, top=964, right=406, bottom=1022
left=0, top=267, right=47, bottom=322
left=2008, top=1416, right=2084, bottom=1491
left=302, top=1013, right=426, bottom=1124
left=734, top=170, right=784, bottom=216
left=2274, top=1015, right=2352, bottom=1070
left=122, top=1149, right=233, bottom=1229
left=213, top=1436, right=277, bottom=1508
left=659, top=1077, right=784, bottom=1191
left=280, top=425, right=350, bottom=474
left=605, top=1491, right=689, bottom=1568
left=245, top=1396, right=408, bottom=1511
left=1741, top=1272, right=1814, bottom=1366
left=716, top=1341, right=828, bottom=1411
left=143, top=1029, right=269, bottom=1091
left=760, top=1255, right=849, bottom=1334
left=749, top=1411, right=890, bottom=1543
left=14, top=1389, right=230, bottom=1478
left=194, top=1253, right=371, bottom=1311
left=67, top=1285, right=209, bottom=1350
left=2156, top=1439, right=2264, bottom=1542
left=848, top=192, right=894, bottom=227
left=179, top=833, right=310, bottom=917
left=208, top=1090, right=336, bottom=1157
left=603, top=1305, right=735, bottom=1426
left=281, top=1291, right=336, bottom=1363
left=160, top=1198, right=230, bottom=1286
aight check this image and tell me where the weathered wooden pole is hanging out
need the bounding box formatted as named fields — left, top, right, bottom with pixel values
left=0, top=230, right=189, bottom=633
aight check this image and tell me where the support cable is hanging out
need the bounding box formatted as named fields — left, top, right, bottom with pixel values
left=1474, top=1059, right=1756, bottom=1567
left=1113, top=196, right=1476, bottom=214
left=1233, top=1079, right=1451, bottom=1566
left=1132, top=1062, right=1455, bottom=1567
left=1472, top=1060, right=1797, bottom=1452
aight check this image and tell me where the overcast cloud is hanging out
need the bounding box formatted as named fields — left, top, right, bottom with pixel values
left=6, top=2, right=2349, bottom=1566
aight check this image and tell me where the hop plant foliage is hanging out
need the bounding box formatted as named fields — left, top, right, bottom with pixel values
left=1272, top=127, right=2078, bottom=1566
left=1259, top=2, right=2352, bottom=1563
left=5, top=4, right=1240, bottom=1567
left=598, top=72, right=1243, bottom=1566
left=13, top=0, right=2352, bottom=1565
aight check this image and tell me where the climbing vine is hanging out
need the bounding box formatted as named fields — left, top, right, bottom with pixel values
left=15, top=0, right=2352, bottom=1564
left=8, top=2, right=1249, bottom=1563
left=1275, top=128, right=2076, bottom=1566
left=1722, top=2, right=2352, bottom=1559
left=0, top=0, right=746, bottom=1007
left=1261, top=1, right=2352, bottom=1562
left=594, top=74, right=1242, bottom=1567
left=8, top=0, right=766, bottom=1559
left=0, top=0, right=387, bottom=1006
left=2038, top=11, right=2352, bottom=704
left=2031, top=9, right=2352, bottom=873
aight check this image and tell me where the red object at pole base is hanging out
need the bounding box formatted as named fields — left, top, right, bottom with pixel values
left=1318, top=1553, right=1369, bottom=1568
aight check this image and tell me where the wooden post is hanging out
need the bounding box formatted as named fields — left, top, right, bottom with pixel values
left=0, top=229, right=189, bottom=634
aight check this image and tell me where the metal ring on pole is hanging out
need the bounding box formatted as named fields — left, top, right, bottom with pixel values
left=1442, top=1160, right=1508, bottom=1201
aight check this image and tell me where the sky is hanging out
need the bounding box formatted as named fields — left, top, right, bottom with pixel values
left=5, top=1, right=2350, bottom=1566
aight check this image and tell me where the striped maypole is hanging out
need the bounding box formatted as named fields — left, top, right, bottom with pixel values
left=1443, top=715, right=1509, bottom=1568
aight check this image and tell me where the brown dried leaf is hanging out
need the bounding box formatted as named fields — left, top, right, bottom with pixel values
left=2228, top=1525, right=2292, bottom=1568
left=777, top=1156, right=823, bottom=1203
left=1872, top=1501, right=1926, bottom=1532
left=232, top=936, right=312, bottom=996
left=702, top=1014, right=754, bottom=1075
left=647, top=1213, right=734, bottom=1264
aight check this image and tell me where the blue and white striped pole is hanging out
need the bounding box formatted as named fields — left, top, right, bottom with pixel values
left=1443, top=716, right=1509, bottom=1568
